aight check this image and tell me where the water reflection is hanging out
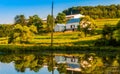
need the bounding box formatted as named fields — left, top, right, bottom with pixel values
left=0, top=52, right=120, bottom=74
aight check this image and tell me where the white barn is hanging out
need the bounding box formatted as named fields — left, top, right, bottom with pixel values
left=54, top=24, right=65, bottom=32
left=66, top=18, right=80, bottom=31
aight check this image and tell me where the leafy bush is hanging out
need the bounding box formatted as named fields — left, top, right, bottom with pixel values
left=8, top=24, right=37, bottom=44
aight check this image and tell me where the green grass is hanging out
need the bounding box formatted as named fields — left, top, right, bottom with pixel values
left=95, top=18, right=120, bottom=29
left=28, top=18, right=120, bottom=46
left=31, top=32, right=101, bottom=46
left=0, top=18, right=120, bottom=46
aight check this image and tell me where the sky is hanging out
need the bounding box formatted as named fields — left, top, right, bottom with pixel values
left=0, top=0, right=120, bottom=24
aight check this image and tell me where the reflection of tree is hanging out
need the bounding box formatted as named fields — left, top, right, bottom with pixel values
left=0, top=52, right=120, bottom=74
left=0, top=54, right=47, bottom=73
left=46, top=55, right=56, bottom=72
left=0, top=55, right=14, bottom=63
left=29, top=55, right=44, bottom=72
left=57, top=63, right=66, bottom=74
left=80, top=54, right=97, bottom=73
left=79, top=53, right=119, bottom=74
left=102, top=56, right=115, bottom=67
left=14, top=54, right=45, bottom=72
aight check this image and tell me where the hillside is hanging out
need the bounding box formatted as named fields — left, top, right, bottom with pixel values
left=63, top=4, right=120, bottom=19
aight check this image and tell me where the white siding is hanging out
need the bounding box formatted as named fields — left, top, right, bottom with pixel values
left=66, top=22, right=79, bottom=30
left=54, top=24, right=65, bottom=32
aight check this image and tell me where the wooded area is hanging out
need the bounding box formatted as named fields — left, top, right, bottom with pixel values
left=63, top=4, right=120, bottom=19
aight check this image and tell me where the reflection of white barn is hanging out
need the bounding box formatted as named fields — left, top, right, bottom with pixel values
left=55, top=56, right=81, bottom=71
left=66, top=18, right=80, bottom=31
left=54, top=24, right=65, bottom=32
left=55, top=56, right=78, bottom=64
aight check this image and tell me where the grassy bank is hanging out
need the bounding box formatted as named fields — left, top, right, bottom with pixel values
left=0, top=45, right=120, bottom=54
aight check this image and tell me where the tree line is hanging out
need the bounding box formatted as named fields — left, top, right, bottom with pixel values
left=63, top=4, right=120, bottom=19
left=0, top=13, right=65, bottom=44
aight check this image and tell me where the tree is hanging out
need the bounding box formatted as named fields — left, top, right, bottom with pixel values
left=102, top=24, right=114, bottom=40
left=8, top=24, right=37, bottom=44
left=46, top=15, right=54, bottom=32
left=95, top=24, right=116, bottom=46
left=113, top=21, right=120, bottom=44
left=57, top=64, right=66, bottom=74
left=79, top=16, right=96, bottom=37
left=47, top=55, right=56, bottom=72
left=14, top=15, right=27, bottom=26
left=55, top=13, right=66, bottom=24
left=113, top=29, right=120, bottom=42
left=0, top=25, right=13, bottom=37
left=27, top=15, right=43, bottom=33
left=116, top=20, right=120, bottom=29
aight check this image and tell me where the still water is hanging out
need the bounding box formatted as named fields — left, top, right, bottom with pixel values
left=0, top=51, right=120, bottom=74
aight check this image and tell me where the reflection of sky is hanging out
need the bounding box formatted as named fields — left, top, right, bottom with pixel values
left=0, top=62, right=59, bottom=74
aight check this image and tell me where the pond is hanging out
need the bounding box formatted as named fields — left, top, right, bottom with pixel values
left=0, top=51, right=120, bottom=74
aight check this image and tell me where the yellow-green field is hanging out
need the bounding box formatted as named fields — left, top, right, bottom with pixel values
left=31, top=32, right=101, bottom=46
left=0, top=18, right=120, bottom=46
left=0, top=31, right=101, bottom=46
left=95, top=18, right=120, bottom=28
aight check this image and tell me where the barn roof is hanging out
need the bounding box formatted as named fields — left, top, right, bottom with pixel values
left=67, top=18, right=80, bottom=24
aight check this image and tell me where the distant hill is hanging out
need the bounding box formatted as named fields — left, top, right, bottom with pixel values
left=62, top=4, right=120, bottom=19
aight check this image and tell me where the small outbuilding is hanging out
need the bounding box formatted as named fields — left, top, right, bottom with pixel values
left=54, top=24, right=65, bottom=32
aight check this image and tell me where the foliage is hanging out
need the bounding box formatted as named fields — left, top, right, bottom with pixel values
left=14, top=15, right=27, bottom=26
left=0, top=24, right=13, bottom=37
left=95, top=24, right=117, bottom=46
left=102, top=24, right=114, bottom=39
left=46, top=15, right=54, bottom=32
left=63, top=4, right=120, bottom=19
left=14, top=14, right=44, bottom=33
left=47, top=56, right=56, bottom=72
left=27, top=15, right=44, bottom=33
left=0, top=51, right=120, bottom=74
left=94, top=38, right=117, bottom=46
left=57, top=64, right=66, bottom=74
left=113, top=29, right=120, bottom=45
left=116, top=20, right=120, bottom=29
left=79, top=16, right=96, bottom=37
left=95, top=22, right=120, bottom=46
left=8, top=24, right=37, bottom=44
left=55, top=13, right=66, bottom=24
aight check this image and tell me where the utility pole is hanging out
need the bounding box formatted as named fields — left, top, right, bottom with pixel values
left=51, top=1, right=54, bottom=74
left=51, top=0, right=54, bottom=47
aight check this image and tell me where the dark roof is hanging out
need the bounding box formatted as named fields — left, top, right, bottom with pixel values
left=67, top=18, right=80, bottom=24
